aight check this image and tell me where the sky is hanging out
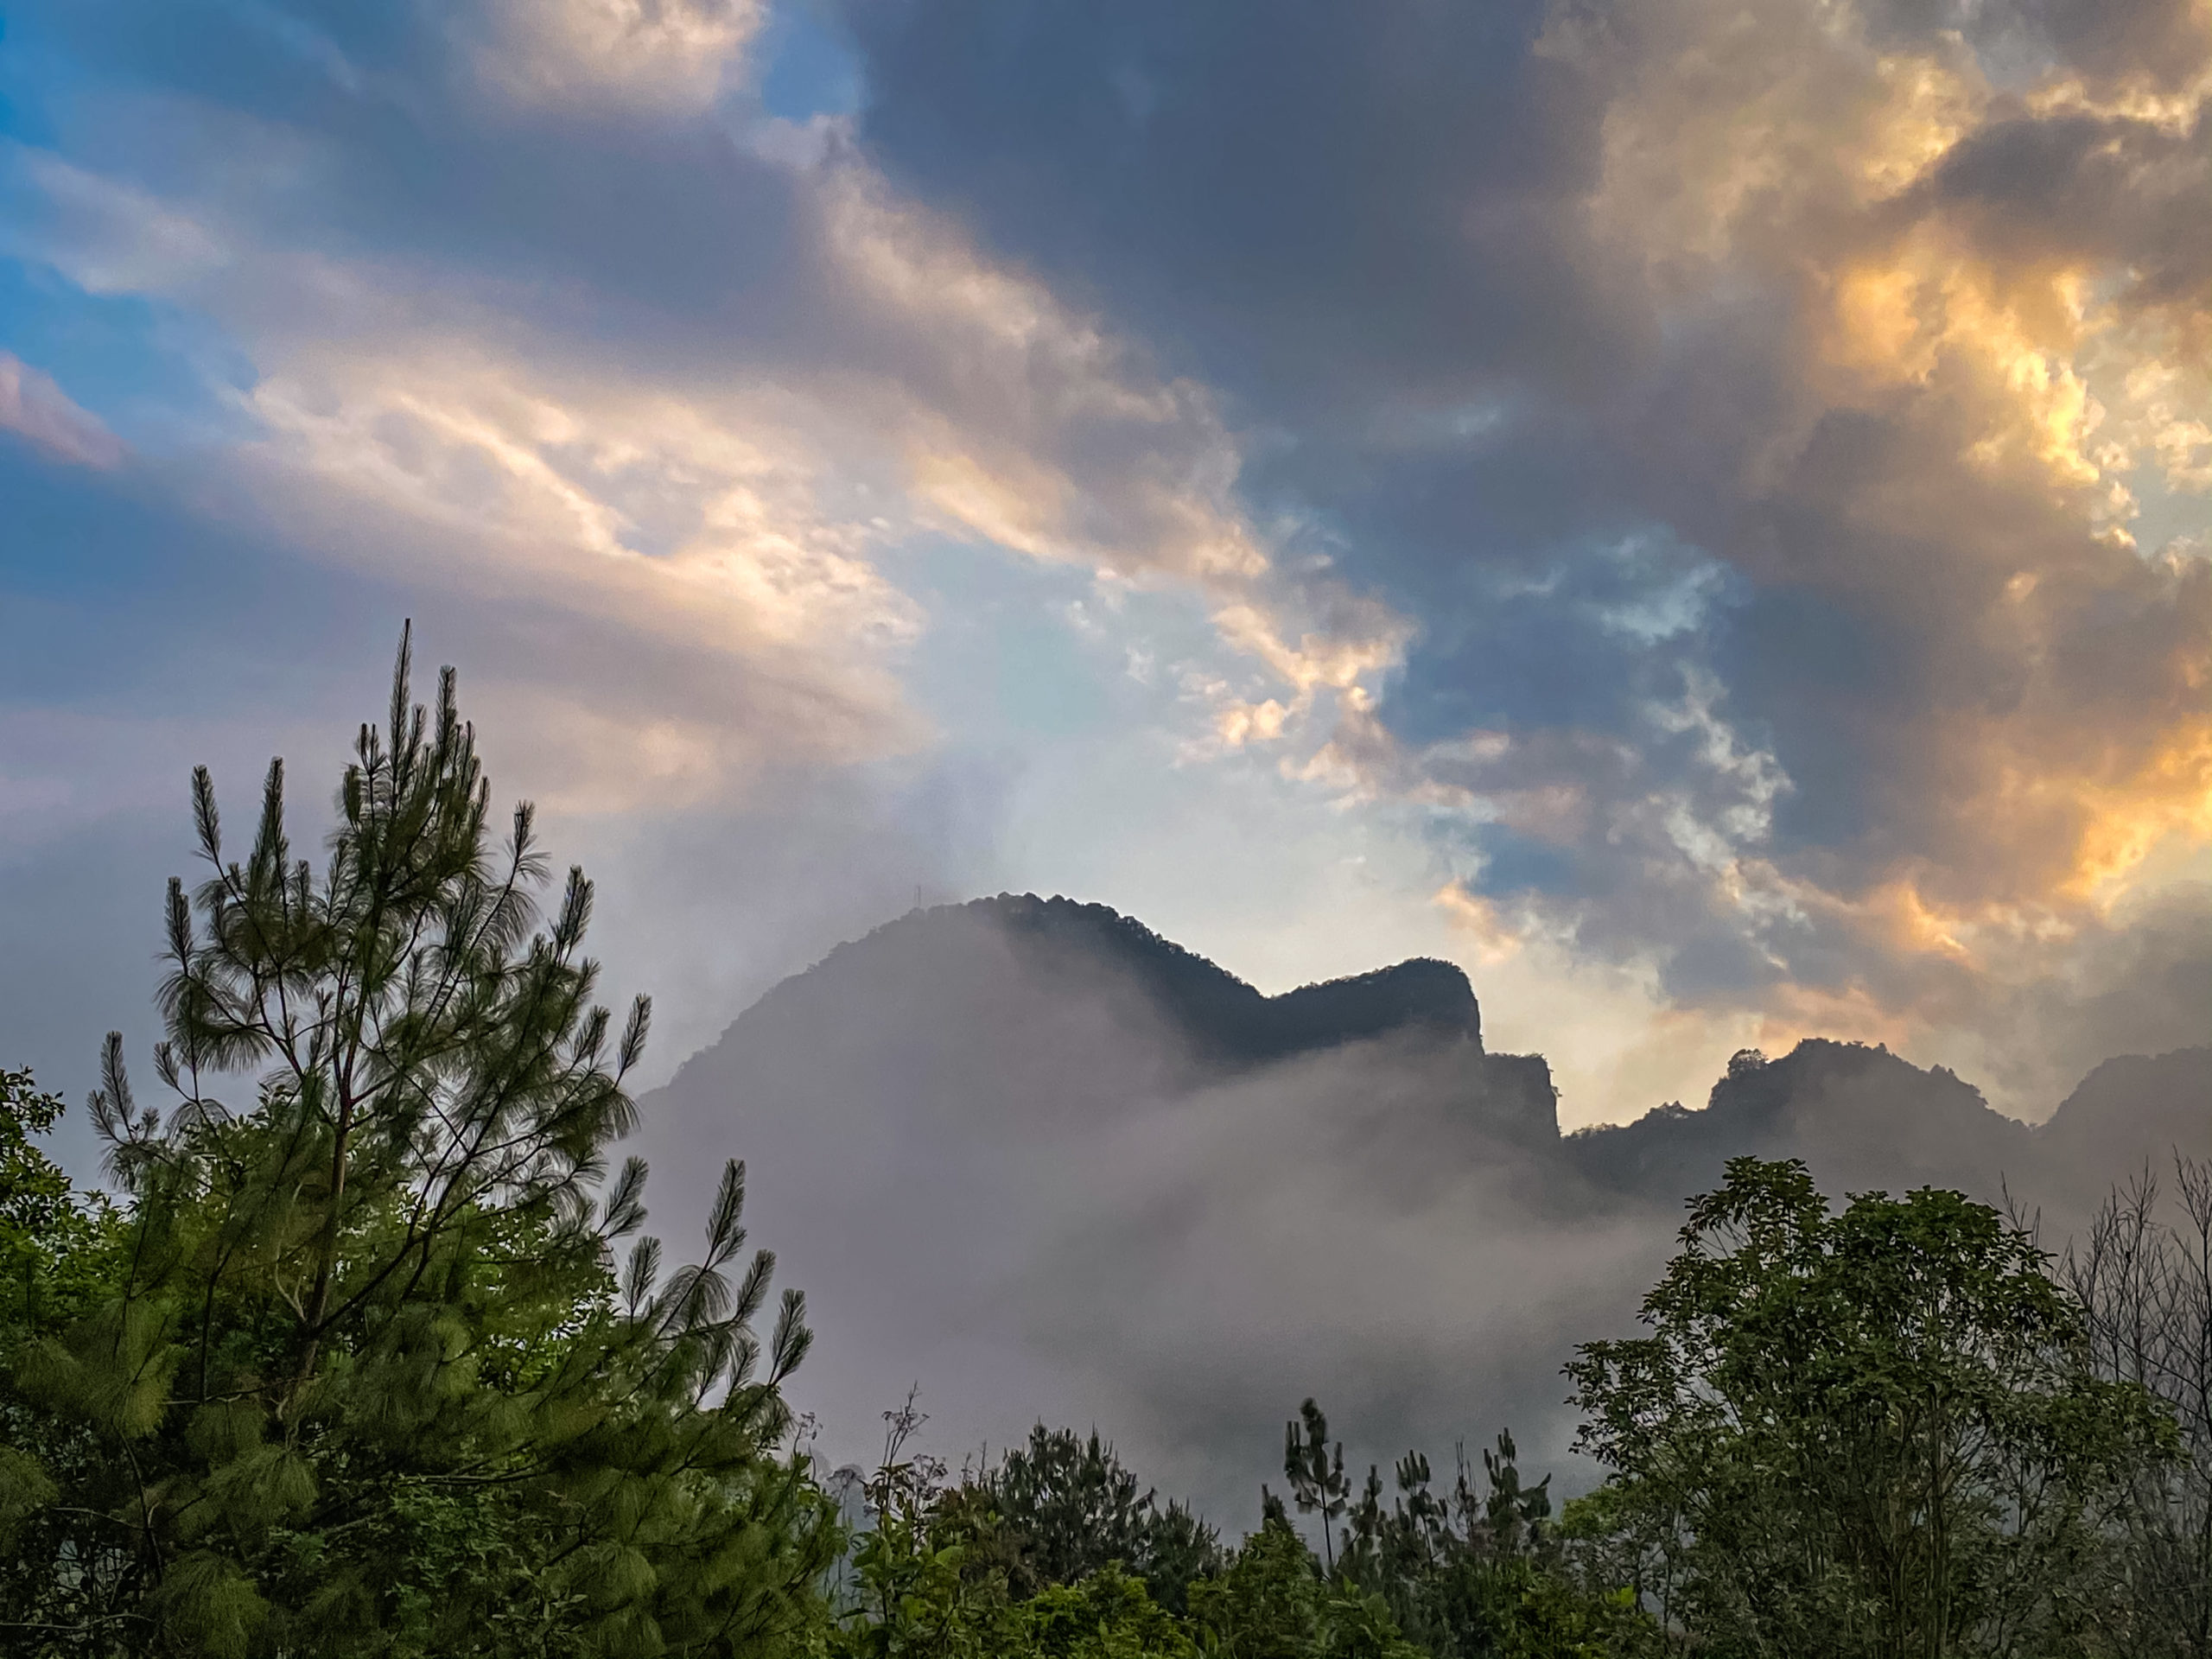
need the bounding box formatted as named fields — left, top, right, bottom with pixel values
left=2, top=0, right=2209, bottom=1159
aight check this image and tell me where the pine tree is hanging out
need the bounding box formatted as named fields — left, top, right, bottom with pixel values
left=0, top=629, right=835, bottom=1658
left=1283, top=1398, right=1351, bottom=1574
left=982, top=1424, right=1223, bottom=1611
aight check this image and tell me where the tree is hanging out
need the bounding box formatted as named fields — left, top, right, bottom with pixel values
left=0, top=1067, right=109, bottom=1330
left=829, top=1392, right=1007, bottom=1659
left=1567, top=1157, right=2177, bottom=1658
left=0, top=629, right=835, bottom=1657
left=1017, top=1566, right=1198, bottom=1659
left=1283, top=1399, right=1353, bottom=1573
left=825, top=1402, right=1199, bottom=1659
left=1189, top=1516, right=1423, bottom=1659
left=983, top=1424, right=1222, bottom=1611
left=2061, top=1158, right=2212, bottom=1657
left=1331, top=1425, right=1644, bottom=1659
left=0, top=1070, right=121, bottom=1643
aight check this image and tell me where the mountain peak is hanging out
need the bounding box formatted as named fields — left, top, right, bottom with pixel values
left=845, top=893, right=1484, bottom=1067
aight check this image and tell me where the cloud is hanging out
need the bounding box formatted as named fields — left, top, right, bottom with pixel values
left=836, top=0, right=2212, bottom=1108
left=469, top=0, right=770, bottom=110
left=3, top=0, right=2203, bottom=1130
left=0, top=353, right=124, bottom=467
left=227, top=327, right=930, bottom=809
left=0, top=1, right=1409, bottom=810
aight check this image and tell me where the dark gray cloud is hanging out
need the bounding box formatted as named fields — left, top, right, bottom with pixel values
left=1925, top=110, right=2212, bottom=309
left=838, top=3, right=1590, bottom=380
left=835, top=0, right=2212, bottom=1092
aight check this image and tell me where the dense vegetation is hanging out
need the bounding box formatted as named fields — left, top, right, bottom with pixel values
left=3, top=638, right=2206, bottom=1656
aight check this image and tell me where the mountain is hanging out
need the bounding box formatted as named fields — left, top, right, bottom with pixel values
left=1569, top=1039, right=2209, bottom=1212
left=733, top=892, right=1484, bottom=1068
left=692, top=891, right=2202, bottom=1205
left=678, top=893, right=1565, bottom=1143
left=637, top=893, right=2210, bottom=1516
left=1566, top=1041, right=2029, bottom=1200
left=2037, top=1047, right=2212, bottom=1189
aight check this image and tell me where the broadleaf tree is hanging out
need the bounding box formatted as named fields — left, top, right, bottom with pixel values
left=1566, top=1156, right=2178, bottom=1658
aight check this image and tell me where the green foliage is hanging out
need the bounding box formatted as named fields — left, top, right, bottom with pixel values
left=0, top=1070, right=124, bottom=1641
left=1023, top=1567, right=1200, bottom=1658
left=1282, top=1399, right=1354, bottom=1573
left=1189, top=1518, right=1334, bottom=1658
left=985, top=1424, right=1225, bottom=1611
left=1324, top=1421, right=1649, bottom=1659
left=1190, top=1516, right=1425, bottom=1659
left=0, top=630, right=836, bottom=1657
left=0, top=1068, right=70, bottom=1243
left=1566, top=1156, right=2180, bottom=1658
left=0, top=1067, right=111, bottom=1331
left=824, top=1394, right=1639, bottom=1659
left=826, top=1404, right=1198, bottom=1659
left=829, top=1400, right=1003, bottom=1659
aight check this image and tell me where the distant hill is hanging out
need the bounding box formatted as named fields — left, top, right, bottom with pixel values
left=1567, top=1040, right=2031, bottom=1201
left=1569, top=1039, right=2209, bottom=1211
left=2037, top=1048, right=2212, bottom=1190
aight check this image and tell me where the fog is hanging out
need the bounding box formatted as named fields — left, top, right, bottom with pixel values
left=613, top=906, right=1673, bottom=1517
left=624, top=897, right=2209, bottom=1526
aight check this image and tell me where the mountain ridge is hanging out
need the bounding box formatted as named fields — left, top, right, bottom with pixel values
left=666, top=893, right=2208, bottom=1205
left=698, top=893, right=1485, bottom=1071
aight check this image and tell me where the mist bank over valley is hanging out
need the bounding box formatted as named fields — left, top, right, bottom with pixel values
left=638, top=893, right=2212, bottom=1521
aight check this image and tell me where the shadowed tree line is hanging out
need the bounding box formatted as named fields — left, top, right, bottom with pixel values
left=2, top=636, right=2206, bottom=1656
